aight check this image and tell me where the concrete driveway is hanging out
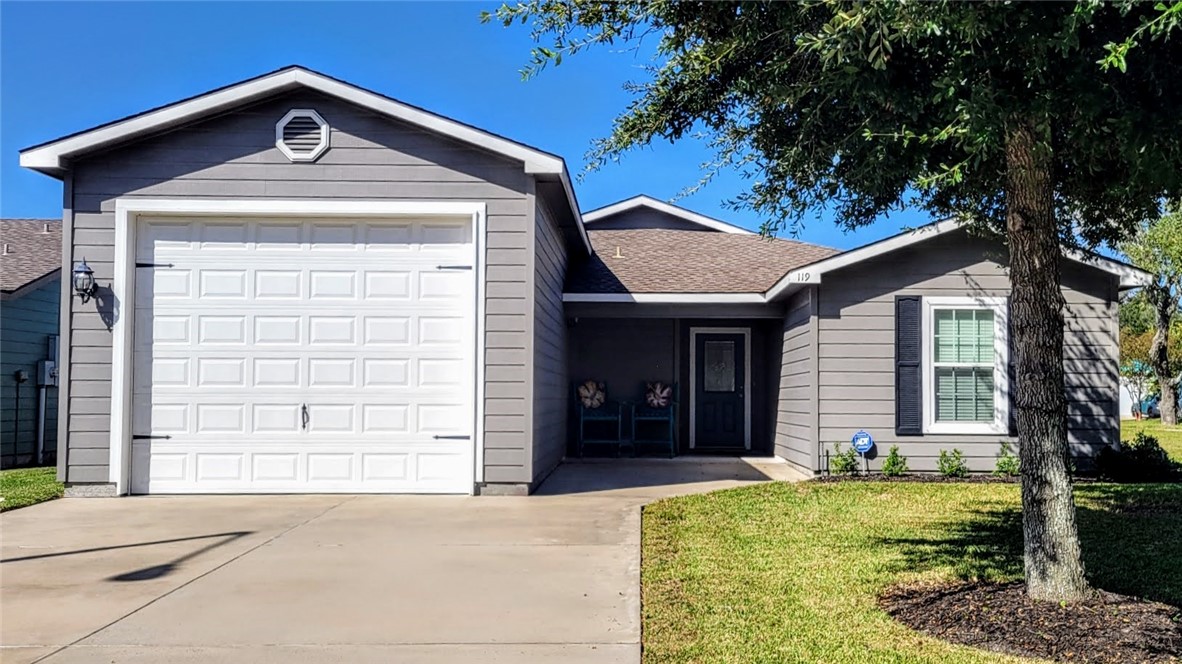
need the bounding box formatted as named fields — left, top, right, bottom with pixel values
left=1, top=459, right=798, bottom=663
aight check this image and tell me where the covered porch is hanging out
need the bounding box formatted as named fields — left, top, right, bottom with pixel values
left=563, top=303, right=786, bottom=459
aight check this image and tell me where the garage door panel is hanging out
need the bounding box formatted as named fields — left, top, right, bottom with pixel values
left=196, top=403, right=246, bottom=433
left=308, top=270, right=357, bottom=299
left=132, top=444, right=468, bottom=493
left=199, top=269, right=249, bottom=298
left=365, top=271, right=411, bottom=299
left=255, top=270, right=303, bottom=298
left=198, top=316, right=248, bottom=344
left=131, top=216, right=476, bottom=494
left=421, top=221, right=471, bottom=246
left=253, top=404, right=301, bottom=433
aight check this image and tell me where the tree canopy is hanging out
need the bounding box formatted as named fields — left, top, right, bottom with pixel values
left=488, top=1, right=1182, bottom=241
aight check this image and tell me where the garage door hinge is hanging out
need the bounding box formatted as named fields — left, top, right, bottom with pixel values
left=435, top=264, right=472, bottom=271
left=432, top=434, right=472, bottom=440
left=132, top=434, right=172, bottom=440
left=135, top=262, right=175, bottom=268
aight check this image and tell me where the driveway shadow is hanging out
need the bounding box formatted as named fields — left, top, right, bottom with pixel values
left=2, top=531, right=253, bottom=582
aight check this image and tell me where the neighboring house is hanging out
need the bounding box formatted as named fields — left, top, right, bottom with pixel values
left=18, top=66, right=1149, bottom=496
left=1, top=219, right=62, bottom=468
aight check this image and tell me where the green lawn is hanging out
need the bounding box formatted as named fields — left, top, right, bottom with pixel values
left=1121, top=417, right=1182, bottom=463
left=0, top=467, right=63, bottom=512
left=642, top=481, right=1182, bottom=663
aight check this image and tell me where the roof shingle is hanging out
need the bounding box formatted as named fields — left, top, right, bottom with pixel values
left=566, top=229, right=837, bottom=294
left=1, top=219, right=63, bottom=294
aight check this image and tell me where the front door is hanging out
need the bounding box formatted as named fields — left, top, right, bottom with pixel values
left=692, top=331, right=747, bottom=449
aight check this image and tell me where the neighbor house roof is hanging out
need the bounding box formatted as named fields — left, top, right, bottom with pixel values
left=565, top=229, right=837, bottom=299
left=582, top=195, right=755, bottom=234
left=1, top=219, right=62, bottom=295
left=18, top=65, right=590, bottom=254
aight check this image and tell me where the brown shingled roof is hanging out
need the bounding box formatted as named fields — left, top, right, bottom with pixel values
left=1, top=219, right=63, bottom=294
left=567, top=229, right=837, bottom=294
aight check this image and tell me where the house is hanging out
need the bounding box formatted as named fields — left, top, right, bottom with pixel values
left=18, top=66, right=1148, bottom=496
left=1, top=219, right=62, bottom=468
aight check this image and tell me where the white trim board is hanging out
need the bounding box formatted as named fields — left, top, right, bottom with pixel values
left=107, top=198, right=487, bottom=495
left=582, top=195, right=755, bottom=235
left=688, top=327, right=752, bottom=450
left=765, top=218, right=1152, bottom=300
left=563, top=292, right=767, bottom=304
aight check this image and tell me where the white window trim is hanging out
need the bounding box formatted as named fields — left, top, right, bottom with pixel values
left=108, top=198, right=487, bottom=495
left=921, top=296, right=1010, bottom=435
left=275, top=108, right=330, bottom=162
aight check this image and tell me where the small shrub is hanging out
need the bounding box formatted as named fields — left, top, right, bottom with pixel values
left=881, top=445, right=909, bottom=477
left=829, top=443, right=860, bottom=475
left=1096, top=431, right=1180, bottom=483
left=937, top=448, right=969, bottom=478
left=994, top=442, right=1020, bottom=478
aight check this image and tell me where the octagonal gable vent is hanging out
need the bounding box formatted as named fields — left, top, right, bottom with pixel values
left=275, top=109, right=329, bottom=162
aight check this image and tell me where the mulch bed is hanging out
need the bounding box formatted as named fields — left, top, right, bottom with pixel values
left=880, top=581, right=1182, bottom=663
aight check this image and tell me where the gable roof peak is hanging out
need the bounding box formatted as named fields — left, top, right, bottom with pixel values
left=20, top=65, right=567, bottom=177
left=18, top=65, right=591, bottom=256
left=582, top=195, right=756, bottom=235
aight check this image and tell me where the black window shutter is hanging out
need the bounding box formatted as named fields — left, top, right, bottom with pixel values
left=895, top=296, right=923, bottom=436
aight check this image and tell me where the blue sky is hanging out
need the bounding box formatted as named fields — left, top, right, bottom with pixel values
left=0, top=1, right=927, bottom=248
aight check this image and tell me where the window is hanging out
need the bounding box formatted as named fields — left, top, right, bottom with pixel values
left=922, top=297, right=1009, bottom=434
left=703, top=340, right=736, bottom=392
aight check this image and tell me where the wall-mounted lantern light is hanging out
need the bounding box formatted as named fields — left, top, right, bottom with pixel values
left=72, top=259, right=97, bottom=303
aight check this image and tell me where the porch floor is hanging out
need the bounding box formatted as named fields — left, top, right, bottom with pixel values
left=534, top=457, right=808, bottom=498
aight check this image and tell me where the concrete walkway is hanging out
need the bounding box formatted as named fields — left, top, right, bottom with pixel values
left=0, top=459, right=799, bottom=663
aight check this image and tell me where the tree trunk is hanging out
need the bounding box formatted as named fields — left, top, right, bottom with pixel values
left=1150, top=292, right=1177, bottom=425
left=1005, top=117, right=1090, bottom=603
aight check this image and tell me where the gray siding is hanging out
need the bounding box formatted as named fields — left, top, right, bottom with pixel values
left=814, top=230, right=1118, bottom=473
left=586, top=207, right=719, bottom=232
left=1, top=278, right=61, bottom=467
left=531, top=200, right=568, bottom=482
left=774, top=288, right=815, bottom=471
left=569, top=319, right=677, bottom=408
left=64, top=90, right=538, bottom=486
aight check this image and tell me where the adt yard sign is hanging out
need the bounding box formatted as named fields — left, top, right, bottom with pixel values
left=851, top=430, right=875, bottom=455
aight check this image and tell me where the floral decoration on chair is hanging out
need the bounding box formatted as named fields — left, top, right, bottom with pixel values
left=645, top=382, right=672, bottom=408
left=578, top=380, right=606, bottom=409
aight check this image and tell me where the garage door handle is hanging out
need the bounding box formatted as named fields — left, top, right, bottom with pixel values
left=132, top=434, right=172, bottom=440
left=301, top=404, right=309, bottom=430
left=436, top=264, right=472, bottom=271
left=433, top=435, right=471, bottom=440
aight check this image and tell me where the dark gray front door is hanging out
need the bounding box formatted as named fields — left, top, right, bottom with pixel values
left=693, top=332, right=746, bottom=448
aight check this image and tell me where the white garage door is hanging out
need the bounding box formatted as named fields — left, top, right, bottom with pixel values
left=130, top=216, right=476, bottom=494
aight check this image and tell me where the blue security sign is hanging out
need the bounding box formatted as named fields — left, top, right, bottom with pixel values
left=851, top=430, right=875, bottom=455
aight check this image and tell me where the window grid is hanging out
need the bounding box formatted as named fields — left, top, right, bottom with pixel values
left=932, top=308, right=994, bottom=422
